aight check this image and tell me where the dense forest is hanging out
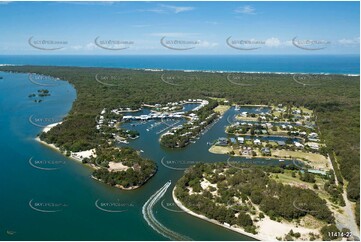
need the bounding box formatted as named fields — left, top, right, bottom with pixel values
left=174, top=163, right=335, bottom=239
left=0, top=66, right=358, bottom=218
left=90, top=146, right=157, bottom=188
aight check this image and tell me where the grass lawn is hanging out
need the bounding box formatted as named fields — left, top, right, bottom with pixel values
left=268, top=129, right=289, bottom=136
left=272, top=149, right=329, bottom=170
left=235, top=115, right=259, bottom=121
left=299, top=106, right=314, bottom=115
left=209, top=145, right=232, bottom=154
left=209, top=97, right=228, bottom=102
left=213, top=105, right=230, bottom=115
left=271, top=170, right=329, bottom=200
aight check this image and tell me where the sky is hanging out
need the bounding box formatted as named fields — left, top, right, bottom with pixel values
left=0, top=1, right=359, bottom=55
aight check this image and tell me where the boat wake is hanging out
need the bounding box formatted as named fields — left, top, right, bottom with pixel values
left=142, top=181, right=191, bottom=241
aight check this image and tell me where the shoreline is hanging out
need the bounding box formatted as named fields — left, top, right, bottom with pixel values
left=172, top=187, right=321, bottom=241
left=1, top=64, right=359, bottom=76
left=36, top=122, right=155, bottom=191
left=91, top=175, right=140, bottom=190
left=35, top=122, right=90, bottom=164
left=172, top=187, right=263, bottom=241
left=35, top=136, right=92, bottom=165
left=36, top=134, right=144, bottom=191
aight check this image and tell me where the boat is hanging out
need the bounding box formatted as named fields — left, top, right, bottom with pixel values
left=118, top=139, right=129, bottom=144
left=279, top=159, right=284, bottom=162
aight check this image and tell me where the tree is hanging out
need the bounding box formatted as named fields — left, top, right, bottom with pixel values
left=237, top=212, right=253, bottom=227
left=320, top=224, right=340, bottom=241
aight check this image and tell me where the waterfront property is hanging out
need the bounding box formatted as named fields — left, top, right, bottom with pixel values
left=212, top=104, right=329, bottom=174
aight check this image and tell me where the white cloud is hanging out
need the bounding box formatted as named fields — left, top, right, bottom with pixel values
left=159, top=4, right=194, bottom=14
left=137, top=8, right=165, bottom=14
left=137, top=4, right=194, bottom=14
left=149, top=32, right=199, bottom=37
left=58, top=1, right=115, bottom=6
left=197, top=40, right=218, bottom=48
left=235, top=5, right=256, bottom=14
left=70, top=42, right=97, bottom=51
left=283, top=40, right=294, bottom=46
left=265, top=37, right=281, bottom=47
left=338, top=37, right=360, bottom=45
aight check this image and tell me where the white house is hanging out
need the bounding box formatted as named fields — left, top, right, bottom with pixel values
left=307, top=142, right=319, bottom=150
left=237, top=137, right=245, bottom=144
left=308, top=132, right=319, bottom=139
left=294, top=141, right=304, bottom=148
left=254, top=139, right=261, bottom=145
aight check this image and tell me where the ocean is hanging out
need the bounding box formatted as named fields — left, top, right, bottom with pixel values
left=0, top=55, right=359, bottom=75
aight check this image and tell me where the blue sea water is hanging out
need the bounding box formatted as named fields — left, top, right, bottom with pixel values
left=0, top=55, right=359, bottom=74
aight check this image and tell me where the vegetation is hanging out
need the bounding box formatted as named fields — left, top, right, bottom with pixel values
left=320, top=224, right=340, bottom=240
left=90, top=147, right=156, bottom=188
left=28, top=88, right=51, bottom=102
left=0, top=66, right=358, bottom=211
left=175, top=163, right=335, bottom=235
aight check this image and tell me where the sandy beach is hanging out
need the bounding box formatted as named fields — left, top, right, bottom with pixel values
left=172, top=187, right=320, bottom=241
left=108, top=161, right=129, bottom=172
left=172, top=187, right=262, bottom=241
left=42, top=122, right=62, bottom=133
left=35, top=122, right=96, bottom=164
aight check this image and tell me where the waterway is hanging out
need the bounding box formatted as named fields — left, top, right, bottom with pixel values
left=0, top=71, right=302, bottom=240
